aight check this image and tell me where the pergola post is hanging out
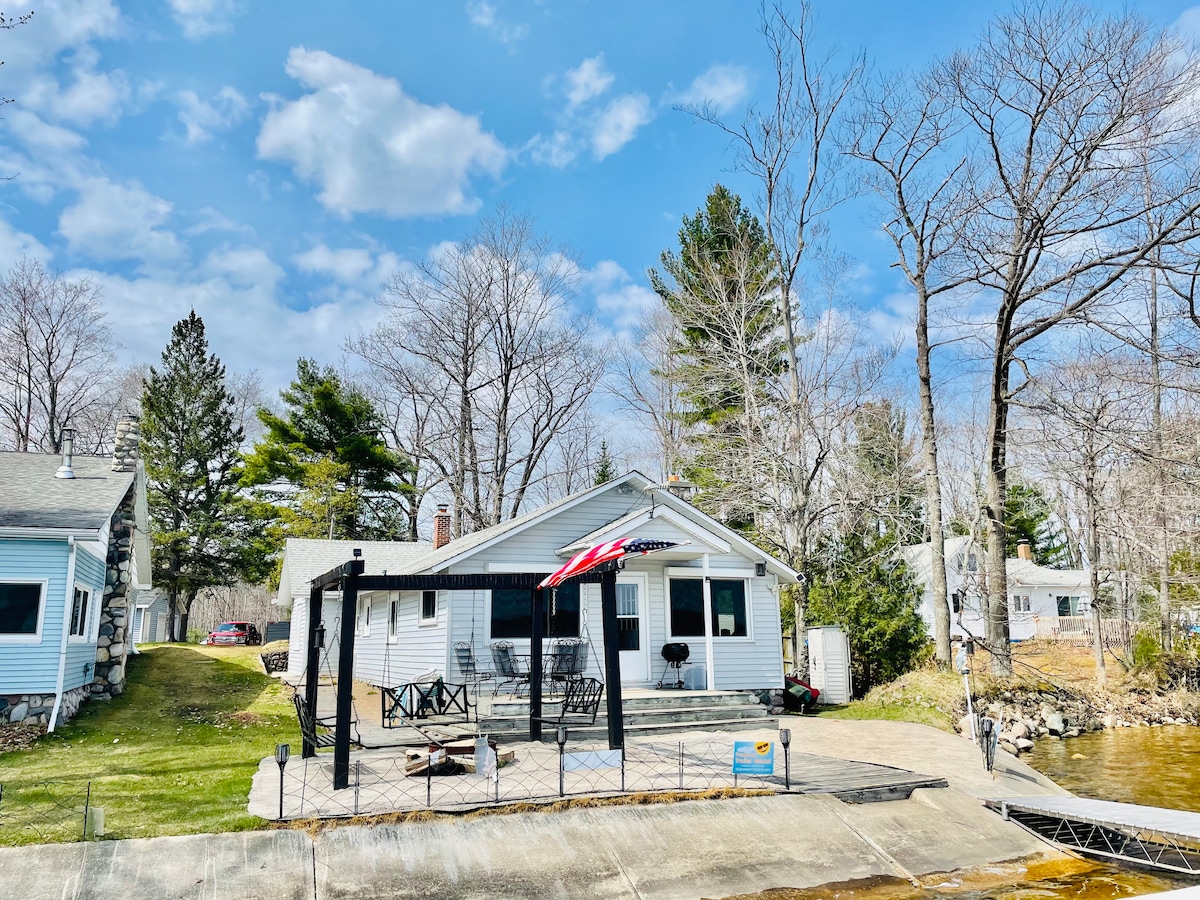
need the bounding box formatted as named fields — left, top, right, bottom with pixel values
left=600, top=567, right=624, bottom=751
left=529, top=587, right=544, bottom=742
left=333, top=556, right=364, bottom=790
left=303, top=582, right=322, bottom=759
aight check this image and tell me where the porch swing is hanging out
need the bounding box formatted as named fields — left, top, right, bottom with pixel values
left=291, top=612, right=362, bottom=750
left=379, top=592, right=473, bottom=731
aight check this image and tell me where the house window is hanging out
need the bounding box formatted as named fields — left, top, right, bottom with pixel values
left=951, top=591, right=962, bottom=614
left=420, top=590, right=437, bottom=624
left=1011, top=595, right=1030, bottom=613
left=669, top=578, right=748, bottom=638
left=1056, top=596, right=1081, bottom=616
left=0, top=583, right=43, bottom=637
left=69, top=586, right=91, bottom=638
left=489, top=585, right=580, bottom=639
left=356, top=595, right=371, bottom=636
left=388, top=597, right=399, bottom=642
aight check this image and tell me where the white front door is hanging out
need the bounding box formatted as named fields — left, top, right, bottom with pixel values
left=616, top=574, right=649, bottom=683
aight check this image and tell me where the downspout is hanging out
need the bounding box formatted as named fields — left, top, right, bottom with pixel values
left=702, top=553, right=716, bottom=690
left=48, top=536, right=77, bottom=733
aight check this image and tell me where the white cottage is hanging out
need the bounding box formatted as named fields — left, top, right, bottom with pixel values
left=277, top=472, right=798, bottom=692
left=902, top=536, right=1091, bottom=642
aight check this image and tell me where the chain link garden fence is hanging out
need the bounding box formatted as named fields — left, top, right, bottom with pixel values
left=0, top=781, right=97, bottom=845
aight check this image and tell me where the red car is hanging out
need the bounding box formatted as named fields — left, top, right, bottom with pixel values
left=206, top=621, right=262, bottom=646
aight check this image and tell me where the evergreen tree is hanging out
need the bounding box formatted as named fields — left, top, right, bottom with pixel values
left=835, top=401, right=923, bottom=547
left=593, top=441, right=617, bottom=485
left=1004, top=482, right=1069, bottom=567
left=142, top=311, right=261, bottom=640
left=244, top=358, right=413, bottom=539
left=807, top=535, right=928, bottom=696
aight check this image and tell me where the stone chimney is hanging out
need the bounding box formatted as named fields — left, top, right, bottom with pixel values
left=1016, top=540, right=1033, bottom=562
left=112, top=415, right=140, bottom=473
left=433, top=505, right=452, bottom=550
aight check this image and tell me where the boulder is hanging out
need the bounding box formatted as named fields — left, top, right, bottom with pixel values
left=9, top=701, right=29, bottom=723
left=999, top=741, right=1018, bottom=756
left=957, top=714, right=975, bottom=735
left=1009, top=721, right=1029, bottom=740
left=1045, top=712, right=1066, bottom=736
left=1015, top=737, right=1035, bottom=752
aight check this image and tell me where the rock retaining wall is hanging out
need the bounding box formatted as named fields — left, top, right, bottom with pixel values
left=261, top=651, right=289, bottom=674
left=957, top=686, right=1199, bottom=756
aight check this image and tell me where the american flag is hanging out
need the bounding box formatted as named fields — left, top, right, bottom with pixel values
left=537, top=538, right=680, bottom=589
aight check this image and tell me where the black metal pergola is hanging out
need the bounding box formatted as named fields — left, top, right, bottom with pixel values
left=303, top=557, right=625, bottom=790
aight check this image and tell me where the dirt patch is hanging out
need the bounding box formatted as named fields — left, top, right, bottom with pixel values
left=227, top=712, right=266, bottom=726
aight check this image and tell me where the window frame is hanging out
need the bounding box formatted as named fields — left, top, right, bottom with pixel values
left=387, top=595, right=399, bottom=643
left=667, top=576, right=753, bottom=641
left=419, top=590, right=438, bottom=626
left=67, top=583, right=94, bottom=642
left=0, top=579, right=48, bottom=644
left=486, top=585, right=582, bottom=640
left=356, top=594, right=371, bottom=637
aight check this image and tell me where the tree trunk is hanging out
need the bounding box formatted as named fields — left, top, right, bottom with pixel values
left=984, top=351, right=1012, bottom=675
left=1085, top=452, right=1106, bottom=686
left=1150, top=266, right=1171, bottom=651
left=916, top=288, right=950, bottom=665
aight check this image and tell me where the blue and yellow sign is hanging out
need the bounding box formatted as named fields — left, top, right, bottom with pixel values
left=732, top=741, right=774, bottom=775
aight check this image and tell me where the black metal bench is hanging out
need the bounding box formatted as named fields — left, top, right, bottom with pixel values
left=532, top=677, right=604, bottom=728
left=381, top=679, right=472, bottom=728
left=292, top=692, right=361, bottom=750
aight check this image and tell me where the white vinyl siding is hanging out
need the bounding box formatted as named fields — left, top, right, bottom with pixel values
left=353, top=591, right=449, bottom=688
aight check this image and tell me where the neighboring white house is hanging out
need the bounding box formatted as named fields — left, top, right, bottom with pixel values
left=276, top=472, right=799, bottom=692
left=901, top=536, right=1090, bottom=643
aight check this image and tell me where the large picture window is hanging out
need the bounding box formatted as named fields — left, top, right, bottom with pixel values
left=669, top=578, right=748, bottom=638
left=490, top=584, right=581, bottom=639
left=0, top=583, right=43, bottom=637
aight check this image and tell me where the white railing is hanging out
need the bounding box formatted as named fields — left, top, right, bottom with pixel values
left=1032, top=615, right=1133, bottom=648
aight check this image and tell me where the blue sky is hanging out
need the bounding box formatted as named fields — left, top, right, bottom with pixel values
left=2, top=0, right=1197, bottom=393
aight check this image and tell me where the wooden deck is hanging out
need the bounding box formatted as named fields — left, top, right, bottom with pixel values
left=787, top=751, right=948, bottom=803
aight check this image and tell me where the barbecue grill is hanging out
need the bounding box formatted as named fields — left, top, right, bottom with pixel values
left=658, top=642, right=690, bottom=689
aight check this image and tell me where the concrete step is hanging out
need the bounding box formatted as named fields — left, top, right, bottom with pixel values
left=488, top=691, right=760, bottom=717
left=480, top=716, right=781, bottom=742
left=478, top=704, right=772, bottom=736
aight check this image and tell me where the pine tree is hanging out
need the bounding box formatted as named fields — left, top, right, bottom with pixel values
left=593, top=441, right=617, bottom=485
left=142, top=311, right=258, bottom=641
left=244, top=358, right=413, bottom=539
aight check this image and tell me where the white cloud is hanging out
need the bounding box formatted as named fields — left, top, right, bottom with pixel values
left=582, top=259, right=658, bottom=337
left=1, top=1, right=121, bottom=72
left=175, top=86, right=250, bottom=142
left=465, top=1, right=528, bottom=47
left=0, top=217, right=52, bottom=270
left=294, top=242, right=403, bottom=291
left=257, top=47, right=507, bottom=218
left=167, top=0, right=244, bottom=40
left=591, top=93, right=652, bottom=160
left=565, top=55, right=614, bottom=108
left=23, top=50, right=131, bottom=127
left=525, top=130, right=576, bottom=168
left=58, top=178, right=185, bottom=265
left=677, top=64, right=750, bottom=114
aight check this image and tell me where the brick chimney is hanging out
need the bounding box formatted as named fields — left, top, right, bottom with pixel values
left=1016, top=540, right=1033, bottom=562
left=433, top=504, right=452, bottom=549
left=112, top=415, right=140, bottom=473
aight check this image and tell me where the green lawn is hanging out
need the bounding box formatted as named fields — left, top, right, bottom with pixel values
left=0, top=645, right=299, bottom=846
left=812, top=699, right=955, bottom=731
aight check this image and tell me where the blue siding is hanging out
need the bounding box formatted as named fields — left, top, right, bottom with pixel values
left=0, top=539, right=69, bottom=694
left=63, top=545, right=106, bottom=692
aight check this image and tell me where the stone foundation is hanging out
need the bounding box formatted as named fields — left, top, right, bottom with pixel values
left=1, top=684, right=90, bottom=727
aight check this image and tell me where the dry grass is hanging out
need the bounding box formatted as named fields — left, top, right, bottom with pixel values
left=273, top=788, right=774, bottom=836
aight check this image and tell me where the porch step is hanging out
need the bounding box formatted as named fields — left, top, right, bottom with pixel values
left=479, top=715, right=779, bottom=742
left=488, top=690, right=761, bottom=717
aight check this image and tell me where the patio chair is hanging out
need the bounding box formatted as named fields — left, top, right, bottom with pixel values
left=546, top=639, right=588, bottom=694
left=532, top=677, right=605, bottom=729
left=490, top=641, right=530, bottom=697
left=455, top=642, right=495, bottom=688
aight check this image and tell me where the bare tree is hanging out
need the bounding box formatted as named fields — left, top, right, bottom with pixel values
left=351, top=210, right=603, bottom=534
left=0, top=258, right=117, bottom=452
left=933, top=3, right=1200, bottom=673
left=851, top=71, right=973, bottom=666
left=686, top=0, right=865, bottom=671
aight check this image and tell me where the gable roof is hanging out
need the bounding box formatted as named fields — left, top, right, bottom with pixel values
left=556, top=504, right=731, bottom=556
left=402, top=471, right=799, bottom=583
left=900, top=536, right=974, bottom=584
left=901, top=537, right=1089, bottom=590
left=277, top=538, right=434, bottom=605
left=0, top=452, right=136, bottom=532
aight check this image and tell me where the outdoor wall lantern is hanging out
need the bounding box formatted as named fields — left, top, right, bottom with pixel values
left=275, top=743, right=290, bottom=820
left=314, top=622, right=326, bottom=651
left=755, top=562, right=767, bottom=577
left=779, top=728, right=791, bottom=790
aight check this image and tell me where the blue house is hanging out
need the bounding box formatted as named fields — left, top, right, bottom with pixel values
left=0, top=418, right=151, bottom=730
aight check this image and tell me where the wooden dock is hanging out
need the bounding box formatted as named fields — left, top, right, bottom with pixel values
left=785, top=751, right=948, bottom=803
left=987, top=795, right=1200, bottom=874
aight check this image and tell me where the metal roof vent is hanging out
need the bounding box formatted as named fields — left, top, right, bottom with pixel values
left=55, top=428, right=76, bottom=479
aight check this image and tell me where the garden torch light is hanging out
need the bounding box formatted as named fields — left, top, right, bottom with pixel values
left=779, top=728, right=791, bottom=790
left=557, top=727, right=568, bottom=797
left=275, top=743, right=290, bottom=820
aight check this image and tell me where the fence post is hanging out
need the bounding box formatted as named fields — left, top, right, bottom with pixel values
left=621, top=749, right=625, bottom=793
left=427, top=758, right=433, bottom=808
left=82, top=782, right=91, bottom=841
left=678, top=742, right=684, bottom=790
left=354, top=761, right=361, bottom=815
